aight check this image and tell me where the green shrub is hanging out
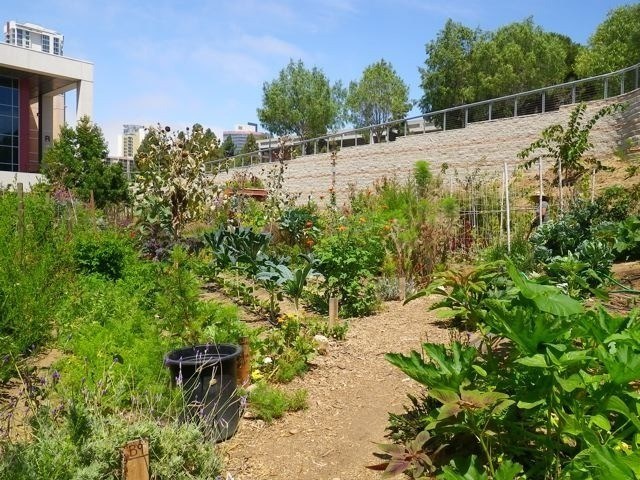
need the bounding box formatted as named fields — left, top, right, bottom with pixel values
left=248, top=382, right=307, bottom=423
left=313, top=221, right=384, bottom=317
left=414, top=160, right=433, bottom=196
left=0, top=406, right=222, bottom=479
left=72, top=230, right=133, bottom=280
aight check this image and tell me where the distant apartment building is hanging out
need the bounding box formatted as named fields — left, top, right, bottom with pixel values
left=222, top=122, right=267, bottom=153
left=5, top=20, right=64, bottom=55
left=0, top=20, right=93, bottom=172
left=117, top=124, right=145, bottom=158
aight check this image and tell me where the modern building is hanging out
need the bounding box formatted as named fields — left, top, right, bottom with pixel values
left=0, top=20, right=93, bottom=172
left=222, top=122, right=267, bottom=153
left=117, top=124, right=145, bottom=158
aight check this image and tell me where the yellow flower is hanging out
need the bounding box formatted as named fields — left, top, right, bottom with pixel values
left=251, top=369, right=263, bottom=381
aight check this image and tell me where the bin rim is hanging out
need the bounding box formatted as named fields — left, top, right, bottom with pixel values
left=164, top=343, right=242, bottom=367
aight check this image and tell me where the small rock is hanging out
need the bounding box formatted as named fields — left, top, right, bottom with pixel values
left=314, top=334, right=330, bottom=355
left=289, top=429, right=299, bottom=435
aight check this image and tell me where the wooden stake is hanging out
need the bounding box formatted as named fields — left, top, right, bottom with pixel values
left=398, top=277, right=406, bottom=303
left=17, top=183, right=24, bottom=238
left=328, top=297, right=338, bottom=328
left=122, top=439, right=149, bottom=480
left=237, top=336, right=251, bottom=387
left=17, top=183, right=24, bottom=262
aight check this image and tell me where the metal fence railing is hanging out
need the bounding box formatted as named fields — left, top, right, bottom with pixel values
left=206, top=63, right=640, bottom=173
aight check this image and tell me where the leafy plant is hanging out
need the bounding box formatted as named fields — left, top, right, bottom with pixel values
left=132, top=124, right=223, bottom=241
left=381, top=261, right=640, bottom=479
left=519, top=102, right=625, bottom=186
left=407, top=262, right=509, bottom=329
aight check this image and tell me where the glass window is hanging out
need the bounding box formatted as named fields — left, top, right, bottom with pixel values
left=0, top=146, right=15, bottom=170
left=24, top=30, right=30, bottom=48
left=0, top=76, right=19, bottom=172
left=0, top=86, right=12, bottom=106
left=42, top=35, right=50, bottom=53
left=53, top=37, right=60, bottom=55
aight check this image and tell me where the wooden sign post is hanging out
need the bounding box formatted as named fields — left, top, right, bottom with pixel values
left=123, top=439, right=149, bottom=480
left=328, top=297, right=338, bottom=328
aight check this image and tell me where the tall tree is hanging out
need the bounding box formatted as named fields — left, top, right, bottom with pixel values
left=240, top=133, right=259, bottom=154
left=419, top=19, right=480, bottom=113
left=222, top=135, right=236, bottom=157
left=43, top=116, right=128, bottom=208
left=346, top=59, right=412, bottom=141
left=257, top=59, right=345, bottom=142
left=575, top=4, right=640, bottom=77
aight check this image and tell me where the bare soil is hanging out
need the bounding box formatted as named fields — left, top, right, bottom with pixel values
left=222, top=296, right=447, bottom=480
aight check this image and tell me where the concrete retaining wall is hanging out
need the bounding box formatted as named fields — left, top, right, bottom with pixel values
left=218, top=89, right=640, bottom=205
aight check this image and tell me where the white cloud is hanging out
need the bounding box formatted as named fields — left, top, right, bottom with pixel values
left=238, top=34, right=306, bottom=59
left=190, top=47, right=269, bottom=85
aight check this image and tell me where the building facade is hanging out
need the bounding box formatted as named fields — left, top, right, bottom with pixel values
left=222, top=122, right=267, bottom=153
left=117, top=124, right=145, bottom=158
left=0, top=20, right=93, bottom=173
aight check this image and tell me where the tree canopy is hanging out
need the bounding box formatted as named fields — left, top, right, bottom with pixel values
left=575, top=4, right=640, bottom=77
left=419, top=19, right=479, bottom=113
left=346, top=59, right=412, bottom=140
left=43, top=116, right=128, bottom=208
left=257, top=59, right=345, bottom=141
left=419, top=18, right=579, bottom=114
left=222, top=135, right=236, bottom=157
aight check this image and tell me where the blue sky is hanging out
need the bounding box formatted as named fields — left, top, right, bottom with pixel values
left=4, top=0, right=634, bottom=153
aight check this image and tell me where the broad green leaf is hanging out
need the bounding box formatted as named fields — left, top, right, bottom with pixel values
left=494, top=460, right=523, bottom=480
left=589, top=414, right=611, bottom=432
left=517, top=398, right=546, bottom=409
left=506, top=260, right=583, bottom=316
left=555, top=373, right=586, bottom=392
left=515, top=354, right=548, bottom=368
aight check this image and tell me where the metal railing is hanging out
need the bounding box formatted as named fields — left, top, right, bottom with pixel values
left=208, top=62, right=640, bottom=173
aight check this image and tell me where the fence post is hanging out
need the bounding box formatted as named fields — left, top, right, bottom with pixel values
left=541, top=91, right=546, bottom=113
left=503, top=163, right=511, bottom=253
left=488, top=103, right=492, bottom=121
left=443, top=112, right=447, bottom=131
left=604, top=78, right=609, bottom=99
left=571, top=85, right=576, bottom=104
left=514, top=97, right=518, bottom=117
left=464, top=108, right=468, bottom=127
left=621, top=74, right=625, bottom=95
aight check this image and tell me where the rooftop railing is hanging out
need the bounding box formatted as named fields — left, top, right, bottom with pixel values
left=207, top=62, right=640, bottom=173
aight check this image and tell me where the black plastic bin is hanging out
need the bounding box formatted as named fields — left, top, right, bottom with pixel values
left=164, top=343, right=242, bottom=441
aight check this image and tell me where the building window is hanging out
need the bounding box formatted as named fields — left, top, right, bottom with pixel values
left=42, top=35, right=50, bottom=53
left=53, top=37, right=60, bottom=55
left=24, top=30, right=30, bottom=48
left=0, top=76, right=19, bottom=172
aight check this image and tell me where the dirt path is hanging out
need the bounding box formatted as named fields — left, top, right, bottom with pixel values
left=222, top=296, right=448, bottom=480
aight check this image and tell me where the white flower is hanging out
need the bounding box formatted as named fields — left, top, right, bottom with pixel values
left=263, top=356, right=273, bottom=365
